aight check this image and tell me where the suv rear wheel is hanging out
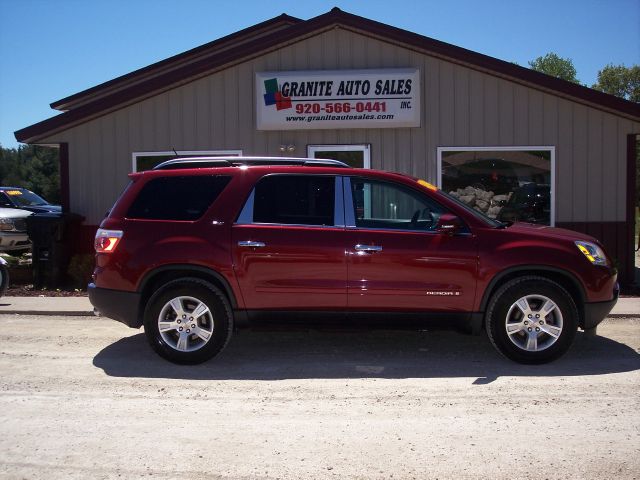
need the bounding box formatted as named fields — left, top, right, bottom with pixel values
left=486, top=276, right=578, bottom=364
left=143, top=278, right=233, bottom=364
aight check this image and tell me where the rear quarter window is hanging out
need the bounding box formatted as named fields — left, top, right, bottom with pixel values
left=126, top=175, right=231, bottom=220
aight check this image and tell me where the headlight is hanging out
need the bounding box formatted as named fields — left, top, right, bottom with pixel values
left=0, top=218, right=15, bottom=231
left=575, top=241, right=607, bottom=266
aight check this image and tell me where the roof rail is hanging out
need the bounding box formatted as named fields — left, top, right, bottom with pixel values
left=152, top=156, right=350, bottom=170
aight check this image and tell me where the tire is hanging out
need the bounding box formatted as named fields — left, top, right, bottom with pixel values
left=486, top=276, right=578, bottom=364
left=143, top=278, right=233, bottom=364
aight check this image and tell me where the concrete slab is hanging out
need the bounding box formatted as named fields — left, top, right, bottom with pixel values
left=0, top=296, right=93, bottom=316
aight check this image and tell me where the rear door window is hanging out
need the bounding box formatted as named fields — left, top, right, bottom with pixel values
left=244, top=175, right=335, bottom=226
left=126, top=175, right=231, bottom=220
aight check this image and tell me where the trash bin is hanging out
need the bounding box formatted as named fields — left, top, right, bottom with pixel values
left=26, top=212, right=84, bottom=289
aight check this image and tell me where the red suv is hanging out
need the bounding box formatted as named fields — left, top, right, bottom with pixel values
left=89, top=157, right=618, bottom=365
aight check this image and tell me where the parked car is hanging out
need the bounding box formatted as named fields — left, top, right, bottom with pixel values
left=498, top=183, right=551, bottom=225
left=0, top=187, right=61, bottom=214
left=0, top=207, right=33, bottom=252
left=89, top=157, right=618, bottom=365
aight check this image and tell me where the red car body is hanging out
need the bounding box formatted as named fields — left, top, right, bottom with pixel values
left=89, top=159, right=618, bottom=363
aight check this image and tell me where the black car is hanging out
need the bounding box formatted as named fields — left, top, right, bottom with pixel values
left=0, top=187, right=61, bottom=214
left=498, top=183, right=551, bottom=225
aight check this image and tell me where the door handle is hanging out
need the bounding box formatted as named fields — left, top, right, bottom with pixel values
left=238, top=241, right=266, bottom=248
left=354, top=244, right=382, bottom=253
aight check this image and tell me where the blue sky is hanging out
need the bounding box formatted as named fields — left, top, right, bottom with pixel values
left=0, top=0, right=638, bottom=148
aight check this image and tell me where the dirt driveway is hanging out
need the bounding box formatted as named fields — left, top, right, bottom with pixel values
left=1, top=315, right=639, bottom=479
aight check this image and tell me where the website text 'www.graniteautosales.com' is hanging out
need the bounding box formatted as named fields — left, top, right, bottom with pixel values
left=286, top=113, right=395, bottom=123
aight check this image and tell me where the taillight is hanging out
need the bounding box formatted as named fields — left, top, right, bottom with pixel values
left=95, top=229, right=123, bottom=253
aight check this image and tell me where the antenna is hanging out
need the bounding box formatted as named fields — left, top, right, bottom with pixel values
left=172, top=148, right=179, bottom=158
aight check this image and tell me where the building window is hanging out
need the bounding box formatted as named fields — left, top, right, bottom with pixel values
left=307, top=144, right=370, bottom=168
left=131, top=150, right=242, bottom=172
left=437, top=147, right=555, bottom=226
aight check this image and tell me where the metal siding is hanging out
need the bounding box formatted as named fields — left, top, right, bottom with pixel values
left=483, top=76, right=499, bottom=145
left=556, top=100, right=574, bottom=221
left=528, top=90, right=544, bottom=145
left=37, top=27, right=638, bottom=225
left=572, top=104, right=589, bottom=222
left=469, top=70, right=483, bottom=145
left=587, top=109, right=603, bottom=221
left=439, top=61, right=455, bottom=146
left=498, top=81, right=514, bottom=144
left=425, top=56, right=439, bottom=182
left=601, top=115, right=618, bottom=219
left=454, top=66, right=470, bottom=145
left=513, top=85, right=529, bottom=145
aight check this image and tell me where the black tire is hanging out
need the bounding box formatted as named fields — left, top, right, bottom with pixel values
left=143, top=278, right=233, bottom=364
left=486, top=276, right=578, bottom=364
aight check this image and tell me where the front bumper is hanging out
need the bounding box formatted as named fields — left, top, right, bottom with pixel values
left=582, top=283, right=619, bottom=330
left=88, top=283, right=142, bottom=328
left=0, top=232, right=31, bottom=251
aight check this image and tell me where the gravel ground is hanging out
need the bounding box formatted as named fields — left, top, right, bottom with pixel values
left=0, top=315, right=639, bottom=480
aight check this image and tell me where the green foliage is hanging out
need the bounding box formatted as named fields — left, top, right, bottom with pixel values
left=0, top=145, right=60, bottom=203
left=67, top=254, right=94, bottom=289
left=528, top=53, right=579, bottom=83
left=592, top=64, right=640, bottom=103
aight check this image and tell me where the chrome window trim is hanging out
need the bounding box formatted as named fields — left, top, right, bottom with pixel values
left=236, top=189, right=255, bottom=224
left=234, top=222, right=344, bottom=229
left=334, top=177, right=345, bottom=227
left=343, top=176, right=356, bottom=227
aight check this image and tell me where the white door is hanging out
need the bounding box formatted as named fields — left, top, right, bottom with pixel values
left=307, top=144, right=371, bottom=169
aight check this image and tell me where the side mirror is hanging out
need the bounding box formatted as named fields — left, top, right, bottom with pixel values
left=436, top=213, right=462, bottom=235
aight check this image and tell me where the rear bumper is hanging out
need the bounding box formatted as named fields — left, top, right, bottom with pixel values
left=582, top=283, right=619, bottom=330
left=88, top=283, right=142, bottom=328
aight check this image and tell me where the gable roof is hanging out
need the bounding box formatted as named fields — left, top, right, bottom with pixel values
left=49, top=13, right=301, bottom=112
left=15, top=7, right=640, bottom=143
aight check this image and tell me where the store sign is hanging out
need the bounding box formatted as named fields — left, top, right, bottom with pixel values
left=256, top=69, right=420, bottom=130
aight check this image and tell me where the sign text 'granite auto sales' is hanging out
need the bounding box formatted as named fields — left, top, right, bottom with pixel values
left=256, top=69, right=420, bottom=130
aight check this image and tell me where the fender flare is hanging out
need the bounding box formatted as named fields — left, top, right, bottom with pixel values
left=479, top=265, right=587, bottom=312
left=138, top=264, right=238, bottom=309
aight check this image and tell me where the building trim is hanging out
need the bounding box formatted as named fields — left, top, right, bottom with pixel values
left=59, top=142, right=70, bottom=212
left=626, top=135, right=637, bottom=283
left=15, top=8, right=639, bottom=144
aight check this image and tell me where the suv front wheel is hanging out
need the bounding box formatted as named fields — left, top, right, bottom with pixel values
left=486, top=276, right=578, bottom=364
left=143, top=278, right=233, bottom=364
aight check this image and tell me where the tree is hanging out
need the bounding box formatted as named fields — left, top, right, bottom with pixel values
left=0, top=145, right=60, bottom=203
left=592, top=64, right=640, bottom=103
left=528, top=53, right=579, bottom=83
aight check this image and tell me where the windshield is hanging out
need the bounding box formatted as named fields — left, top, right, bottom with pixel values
left=4, top=189, right=49, bottom=207
left=439, top=190, right=504, bottom=228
